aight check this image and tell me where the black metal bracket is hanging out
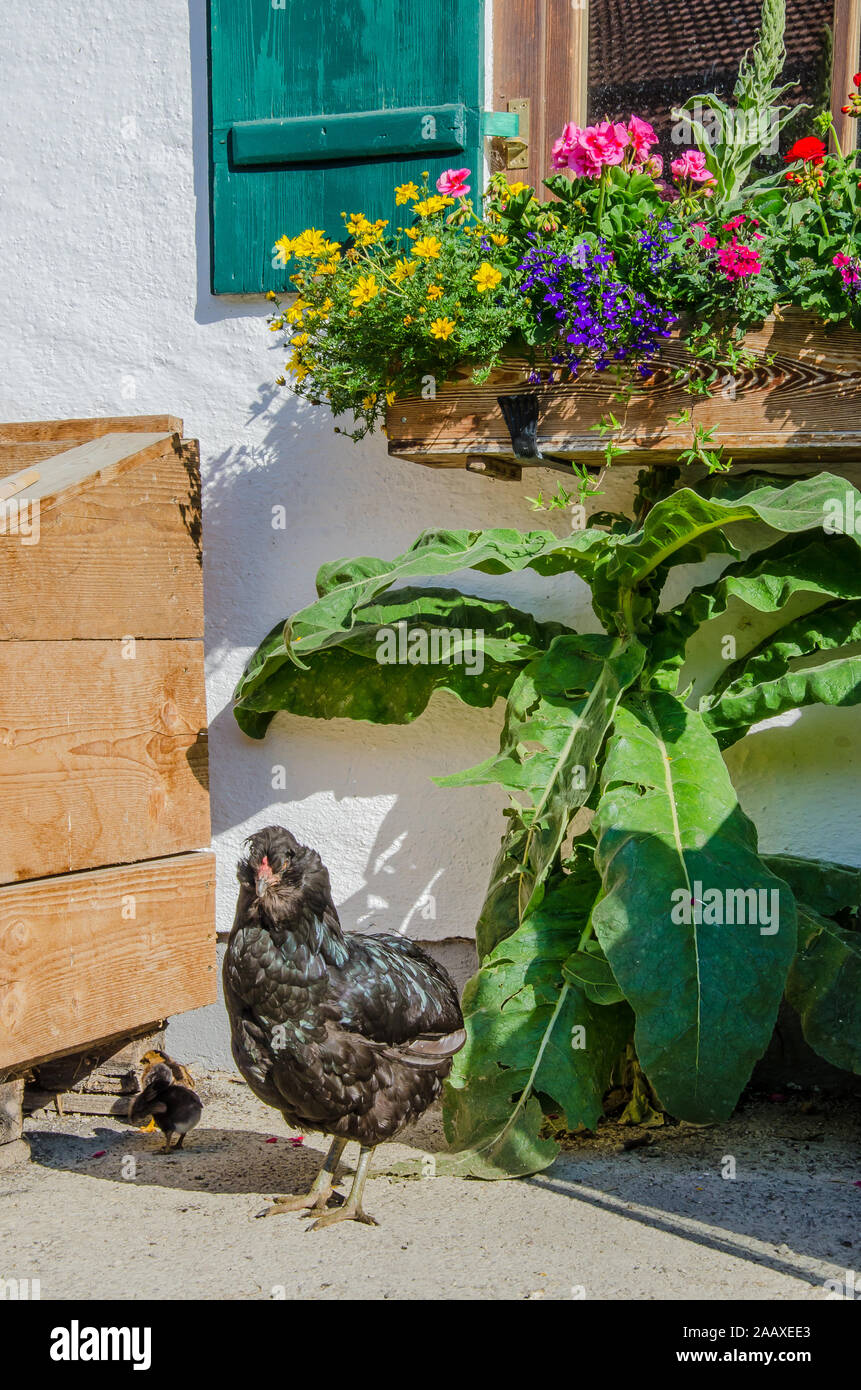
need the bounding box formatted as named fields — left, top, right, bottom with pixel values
left=497, top=392, right=603, bottom=478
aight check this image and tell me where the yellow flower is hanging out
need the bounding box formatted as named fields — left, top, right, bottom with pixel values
left=285, top=297, right=308, bottom=324
left=268, top=318, right=284, bottom=332
left=411, top=236, right=442, bottom=260
left=291, top=332, right=310, bottom=347
left=427, top=284, right=443, bottom=300
left=429, top=317, right=456, bottom=340
left=265, top=290, right=279, bottom=302
left=344, top=213, right=388, bottom=245
left=412, top=195, right=451, bottom=216
left=391, top=257, right=418, bottom=284
left=362, top=393, right=378, bottom=409
left=403, top=316, right=414, bottom=326
left=349, top=274, right=379, bottom=307
left=272, top=235, right=293, bottom=264
left=385, top=389, right=396, bottom=405
left=395, top=181, right=420, bottom=205
left=473, top=261, right=503, bottom=292
left=490, top=233, right=509, bottom=247
left=404, top=227, right=419, bottom=240
left=291, top=228, right=329, bottom=258
left=287, top=351, right=310, bottom=382
left=315, top=258, right=340, bottom=276
left=507, top=181, right=532, bottom=197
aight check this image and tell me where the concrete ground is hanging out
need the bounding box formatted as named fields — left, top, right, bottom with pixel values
left=2, top=1074, right=859, bottom=1301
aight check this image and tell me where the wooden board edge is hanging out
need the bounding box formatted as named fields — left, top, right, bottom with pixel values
left=0, top=415, right=185, bottom=444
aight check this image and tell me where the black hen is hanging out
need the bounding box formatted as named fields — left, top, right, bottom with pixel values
left=224, top=826, right=465, bottom=1228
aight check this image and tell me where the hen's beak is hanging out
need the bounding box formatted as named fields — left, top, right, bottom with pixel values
left=256, top=856, right=275, bottom=898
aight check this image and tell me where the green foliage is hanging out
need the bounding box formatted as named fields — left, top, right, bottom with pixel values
left=676, top=0, right=800, bottom=206
left=264, top=0, right=861, bottom=438
left=235, top=465, right=861, bottom=1173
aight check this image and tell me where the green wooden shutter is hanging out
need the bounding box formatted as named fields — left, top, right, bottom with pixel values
left=209, top=0, right=487, bottom=295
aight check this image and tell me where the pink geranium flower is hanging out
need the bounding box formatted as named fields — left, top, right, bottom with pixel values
left=834, top=252, right=861, bottom=286
left=717, top=238, right=762, bottom=281
left=436, top=167, right=470, bottom=198
left=551, top=122, right=581, bottom=169
left=627, top=114, right=658, bottom=164
left=582, top=120, right=629, bottom=167
left=671, top=149, right=716, bottom=186
left=700, top=234, right=718, bottom=250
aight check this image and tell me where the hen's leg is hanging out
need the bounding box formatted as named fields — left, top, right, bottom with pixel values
left=310, top=1144, right=378, bottom=1230
left=259, top=1136, right=347, bottom=1217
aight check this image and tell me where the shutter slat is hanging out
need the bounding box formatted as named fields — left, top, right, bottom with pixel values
left=226, top=104, right=468, bottom=167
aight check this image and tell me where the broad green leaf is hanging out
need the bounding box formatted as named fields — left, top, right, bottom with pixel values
left=592, top=691, right=796, bottom=1123
left=287, top=525, right=608, bottom=667
left=763, top=852, right=861, bottom=1075
left=443, top=853, right=633, bottom=1178
left=437, top=634, right=645, bottom=939
left=712, top=598, right=861, bottom=701
left=763, top=854, right=861, bottom=920
left=786, top=906, right=861, bottom=1075
left=651, top=531, right=861, bottom=684
left=561, top=948, right=627, bottom=1005
left=233, top=589, right=570, bottom=735
left=702, top=651, right=861, bottom=748
left=600, top=474, right=861, bottom=638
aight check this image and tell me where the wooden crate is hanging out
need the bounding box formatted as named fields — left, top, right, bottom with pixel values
left=0, top=854, right=215, bottom=1072
left=386, top=312, right=861, bottom=477
left=0, top=416, right=215, bottom=1096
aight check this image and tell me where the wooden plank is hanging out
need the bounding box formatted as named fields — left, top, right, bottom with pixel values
left=0, top=433, right=175, bottom=519
left=0, top=640, right=210, bottom=884
left=0, top=852, right=216, bottom=1073
left=0, top=415, right=184, bottom=444
left=0, top=438, right=203, bottom=641
left=831, top=0, right=861, bottom=156
left=492, top=1, right=587, bottom=193
left=386, top=312, right=861, bottom=469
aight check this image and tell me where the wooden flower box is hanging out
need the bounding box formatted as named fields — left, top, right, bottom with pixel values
left=385, top=311, right=861, bottom=479
left=0, top=417, right=215, bottom=1156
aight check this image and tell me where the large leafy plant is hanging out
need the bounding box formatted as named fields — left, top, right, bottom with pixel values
left=234, top=466, right=861, bottom=1176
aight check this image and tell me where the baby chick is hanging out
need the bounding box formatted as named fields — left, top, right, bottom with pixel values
left=129, top=1052, right=202, bottom=1152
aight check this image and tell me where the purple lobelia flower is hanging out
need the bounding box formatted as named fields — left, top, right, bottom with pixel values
left=518, top=237, right=677, bottom=376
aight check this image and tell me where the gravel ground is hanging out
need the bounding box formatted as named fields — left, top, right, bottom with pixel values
left=2, top=1074, right=859, bottom=1301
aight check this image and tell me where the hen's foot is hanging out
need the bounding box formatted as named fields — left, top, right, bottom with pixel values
left=308, top=1202, right=378, bottom=1231
left=258, top=1187, right=341, bottom=1218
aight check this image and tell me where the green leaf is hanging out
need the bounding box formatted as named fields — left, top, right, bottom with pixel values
left=442, top=853, right=633, bottom=1178
left=651, top=530, right=861, bottom=685
left=702, top=651, right=861, bottom=748
left=291, top=526, right=607, bottom=664
left=436, top=634, right=645, bottom=943
left=592, top=691, right=797, bottom=1123
left=561, top=948, right=627, bottom=1006
left=763, top=854, right=861, bottom=919
left=786, top=905, right=861, bottom=1075
left=764, top=852, right=861, bottom=1074
left=233, top=588, right=570, bottom=733
left=711, top=597, right=861, bottom=702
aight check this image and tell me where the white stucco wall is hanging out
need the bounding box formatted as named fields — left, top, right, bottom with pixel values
left=2, top=3, right=860, bottom=1065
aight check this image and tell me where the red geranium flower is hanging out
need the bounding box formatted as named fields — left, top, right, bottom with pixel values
left=854, top=73, right=861, bottom=87
left=784, top=136, right=826, bottom=165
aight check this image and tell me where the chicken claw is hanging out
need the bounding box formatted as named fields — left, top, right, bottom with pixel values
left=308, top=1200, right=378, bottom=1231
